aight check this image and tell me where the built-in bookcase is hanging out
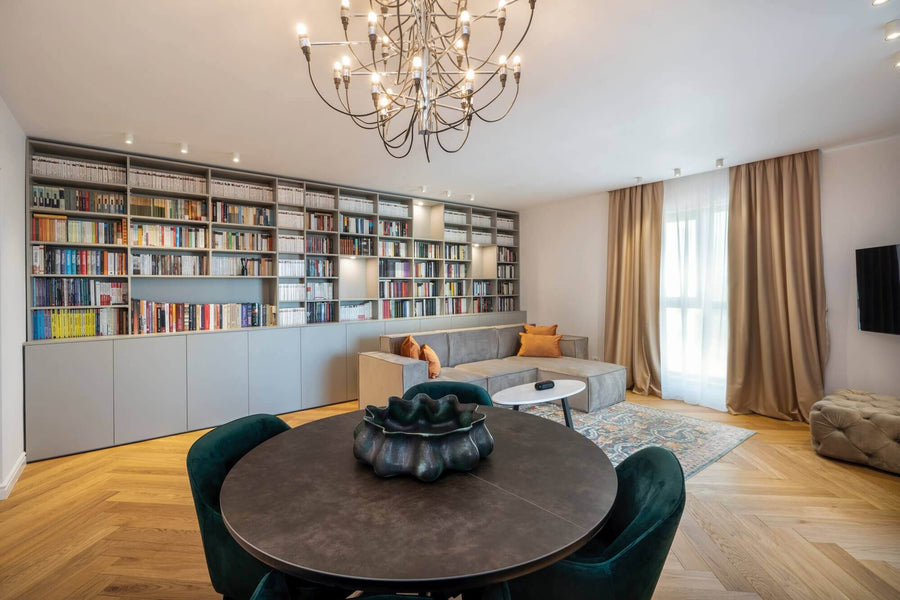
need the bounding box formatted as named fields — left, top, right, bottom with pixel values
left=25, top=140, right=520, bottom=340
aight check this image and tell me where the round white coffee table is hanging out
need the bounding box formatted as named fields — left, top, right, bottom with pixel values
left=491, top=379, right=587, bottom=429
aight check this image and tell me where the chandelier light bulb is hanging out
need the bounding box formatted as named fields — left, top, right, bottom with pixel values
left=124, top=132, right=134, bottom=145
left=499, top=55, right=508, bottom=65
left=297, top=23, right=311, bottom=59
left=342, top=56, right=351, bottom=67
left=368, top=11, right=377, bottom=24
left=498, top=55, right=508, bottom=86
left=498, top=0, right=507, bottom=30
left=465, top=69, right=475, bottom=81
left=460, top=10, right=471, bottom=23
left=232, top=152, right=240, bottom=164
left=180, top=142, right=189, bottom=154
left=379, top=94, right=390, bottom=108
left=886, top=20, right=900, bottom=41
left=296, top=23, right=307, bottom=36
left=412, top=56, right=422, bottom=68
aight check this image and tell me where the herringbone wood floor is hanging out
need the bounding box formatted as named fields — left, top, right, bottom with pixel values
left=1, top=394, right=899, bottom=600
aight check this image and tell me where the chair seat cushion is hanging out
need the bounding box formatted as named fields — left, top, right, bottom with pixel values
left=810, top=389, right=900, bottom=475
left=455, top=359, right=537, bottom=395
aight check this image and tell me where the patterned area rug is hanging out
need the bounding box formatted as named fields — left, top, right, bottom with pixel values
left=520, top=401, right=754, bottom=478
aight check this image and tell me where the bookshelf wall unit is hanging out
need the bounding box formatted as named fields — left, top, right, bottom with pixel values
left=23, top=139, right=526, bottom=461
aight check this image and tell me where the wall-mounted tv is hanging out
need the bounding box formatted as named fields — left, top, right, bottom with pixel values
left=856, top=244, right=900, bottom=335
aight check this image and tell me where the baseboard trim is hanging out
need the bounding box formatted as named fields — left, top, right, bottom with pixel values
left=0, top=452, right=27, bottom=500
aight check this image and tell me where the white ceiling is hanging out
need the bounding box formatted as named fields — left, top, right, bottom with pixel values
left=1, top=0, right=898, bottom=209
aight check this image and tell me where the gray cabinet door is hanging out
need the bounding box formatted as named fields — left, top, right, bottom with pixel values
left=384, top=318, right=420, bottom=335
left=114, top=336, right=187, bottom=444
left=301, top=324, right=347, bottom=408
left=25, top=341, right=114, bottom=460
left=187, top=331, right=249, bottom=430
left=345, top=321, right=385, bottom=401
left=249, top=328, right=302, bottom=415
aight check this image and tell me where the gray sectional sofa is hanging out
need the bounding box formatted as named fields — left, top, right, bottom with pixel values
left=358, top=324, right=626, bottom=413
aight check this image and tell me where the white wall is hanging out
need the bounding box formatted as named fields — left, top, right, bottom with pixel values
left=520, top=193, right=609, bottom=360
left=0, top=93, right=26, bottom=497
left=821, top=135, right=900, bottom=396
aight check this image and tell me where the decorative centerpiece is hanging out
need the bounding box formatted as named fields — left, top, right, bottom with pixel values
left=353, top=394, right=494, bottom=482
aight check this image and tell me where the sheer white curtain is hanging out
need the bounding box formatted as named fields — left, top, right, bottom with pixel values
left=660, top=169, right=729, bottom=410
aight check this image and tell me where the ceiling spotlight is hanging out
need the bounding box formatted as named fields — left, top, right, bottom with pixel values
left=873, top=0, right=891, bottom=6
left=443, top=190, right=452, bottom=198
left=419, top=185, right=428, bottom=193
left=673, top=168, right=682, bottom=177
left=232, top=152, right=241, bottom=163
left=634, top=177, right=643, bottom=184
left=124, top=132, right=134, bottom=145
left=180, top=142, right=189, bottom=154
left=716, top=158, right=725, bottom=169
left=886, top=20, right=900, bottom=41
left=466, top=194, right=475, bottom=202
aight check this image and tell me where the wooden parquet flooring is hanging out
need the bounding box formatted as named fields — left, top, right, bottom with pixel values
left=1, top=395, right=898, bottom=600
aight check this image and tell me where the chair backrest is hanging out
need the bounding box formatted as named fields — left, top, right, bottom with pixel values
left=591, top=446, right=686, bottom=600
left=250, top=572, right=292, bottom=600
left=403, top=381, right=493, bottom=407
left=186, top=414, right=290, bottom=599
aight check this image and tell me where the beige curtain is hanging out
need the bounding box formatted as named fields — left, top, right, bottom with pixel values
left=604, top=182, right=663, bottom=396
left=727, top=150, right=828, bottom=421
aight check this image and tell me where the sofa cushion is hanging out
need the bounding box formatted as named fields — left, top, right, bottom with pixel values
left=503, top=356, right=625, bottom=377
left=432, top=367, right=488, bottom=390
left=503, top=356, right=626, bottom=412
left=448, top=327, right=499, bottom=366
left=455, top=359, right=537, bottom=395
left=497, top=325, right=525, bottom=358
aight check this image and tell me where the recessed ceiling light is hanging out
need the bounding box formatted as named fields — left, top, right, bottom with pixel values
left=124, top=132, right=134, bottom=145
left=716, top=158, right=725, bottom=169
left=886, top=20, right=900, bottom=41
left=473, top=243, right=480, bottom=247
left=417, top=200, right=425, bottom=206
left=232, top=152, right=241, bottom=163
left=180, top=142, right=189, bottom=154
left=673, top=168, right=682, bottom=177
left=873, top=0, right=891, bottom=6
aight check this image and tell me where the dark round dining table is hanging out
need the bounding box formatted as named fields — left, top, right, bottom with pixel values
left=220, top=406, right=618, bottom=594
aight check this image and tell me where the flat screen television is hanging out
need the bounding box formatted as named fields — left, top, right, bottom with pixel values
left=856, top=244, right=900, bottom=335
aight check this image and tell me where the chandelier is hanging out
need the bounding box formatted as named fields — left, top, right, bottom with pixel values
left=296, top=0, right=536, bottom=160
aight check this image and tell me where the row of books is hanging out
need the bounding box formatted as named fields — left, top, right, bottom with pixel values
left=132, top=300, right=276, bottom=334
left=33, top=155, right=126, bottom=185
left=339, top=237, right=376, bottom=256
left=132, top=223, right=207, bottom=248
left=307, top=257, right=335, bottom=277
left=497, top=217, right=516, bottom=230
left=473, top=280, right=493, bottom=296
left=307, top=234, right=334, bottom=254
left=379, top=220, right=409, bottom=238
left=474, top=298, right=494, bottom=313
left=307, top=281, right=335, bottom=301
left=307, top=301, right=336, bottom=323
left=415, top=242, right=442, bottom=259
left=32, top=186, right=126, bottom=214
left=132, top=195, right=206, bottom=221
left=416, top=298, right=439, bottom=316
left=340, top=301, right=373, bottom=321
left=211, top=179, right=273, bottom=203
left=444, top=281, right=467, bottom=297
left=278, top=283, right=306, bottom=302
left=378, top=200, right=409, bottom=218
left=33, top=215, right=127, bottom=245
left=445, top=244, right=469, bottom=261
left=278, top=234, right=305, bottom=253
left=212, top=201, right=273, bottom=226
left=339, top=196, right=374, bottom=214
left=278, top=209, right=304, bottom=229
left=132, top=253, right=206, bottom=276
left=444, top=210, right=467, bottom=225
left=498, top=265, right=517, bottom=279
left=498, top=247, right=518, bottom=262
left=32, top=307, right=128, bottom=340
left=306, top=190, right=336, bottom=210
left=130, top=168, right=206, bottom=194
left=444, top=298, right=469, bottom=314
left=379, top=280, right=410, bottom=298
left=278, top=259, right=305, bottom=277
left=379, top=259, right=411, bottom=278
left=379, top=241, right=408, bottom=258
left=472, top=231, right=492, bottom=244
left=498, top=281, right=518, bottom=295
left=497, top=233, right=516, bottom=246
left=278, top=185, right=304, bottom=207
left=383, top=299, right=412, bottom=318
left=341, top=216, right=375, bottom=235
left=278, top=307, right=306, bottom=326
left=213, top=230, right=273, bottom=252
left=32, top=279, right=127, bottom=308
left=307, top=212, right=335, bottom=231
left=498, top=297, right=518, bottom=312
left=211, top=256, right=274, bottom=277
left=415, top=261, right=440, bottom=278
left=416, top=281, right=439, bottom=297
left=446, top=264, right=468, bottom=278
left=472, top=214, right=492, bottom=228
left=444, top=228, right=467, bottom=243
left=32, top=246, right=127, bottom=275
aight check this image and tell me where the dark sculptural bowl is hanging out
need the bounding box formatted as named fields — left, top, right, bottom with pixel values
left=353, top=394, right=494, bottom=482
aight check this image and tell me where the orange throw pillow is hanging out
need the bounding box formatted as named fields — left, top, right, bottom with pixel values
left=400, top=335, right=420, bottom=360
left=524, top=324, right=558, bottom=336
left=420, top=344, right=442, bottom=378
left=517, top=333, right=563, bottom=358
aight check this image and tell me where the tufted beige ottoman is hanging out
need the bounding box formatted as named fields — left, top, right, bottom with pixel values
left=810, top=390, right=900, bottom=475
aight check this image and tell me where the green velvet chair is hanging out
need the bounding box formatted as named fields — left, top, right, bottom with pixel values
left=507, top=446, right=686, bottom=600
left=187, top=414, right=346, bottom=600
left=403, top=381, right=493, bottom=407
left=250, top=572, right=508, bottom=600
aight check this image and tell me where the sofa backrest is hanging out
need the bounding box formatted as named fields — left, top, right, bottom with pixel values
left=379, top=324, right=526, bottom=367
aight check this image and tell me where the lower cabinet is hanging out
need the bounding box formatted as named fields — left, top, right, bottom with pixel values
left=25, top=340, right=114, bottom=461
left=249, top=328, right=302, bottom=415
left=301, top=324, right=347, bottom=409
left=187, top=331, right=250, bottom=430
